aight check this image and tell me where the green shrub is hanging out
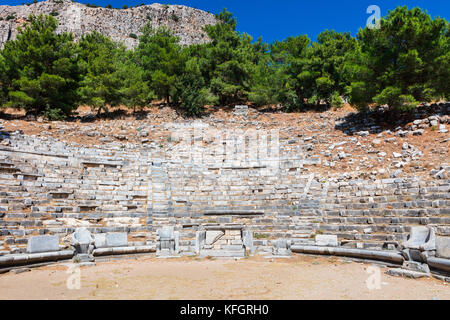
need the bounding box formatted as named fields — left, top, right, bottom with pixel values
left=330, top=91, right=344, bottom=108
left=44, top=105, right=66, bottom=120
left=373, top=87, right=418, bottom=113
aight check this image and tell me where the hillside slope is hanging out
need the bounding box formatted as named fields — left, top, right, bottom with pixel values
left=0, top=0, right=217, bottom=48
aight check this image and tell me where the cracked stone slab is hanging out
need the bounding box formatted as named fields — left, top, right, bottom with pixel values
left=205, top=231, right=224, bottom=245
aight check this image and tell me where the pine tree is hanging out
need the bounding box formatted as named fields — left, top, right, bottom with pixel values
left=136, top=25, right=184, bottom=106
left=202, top=9, right=258, bottom=105
left=1, top=14, right=80, bottom=118
left=77, top=31, right=126, bottom=115
left=345, top=6, right=448, bottom=112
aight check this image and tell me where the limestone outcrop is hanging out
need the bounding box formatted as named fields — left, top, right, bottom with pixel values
left=0, top=0, right=217, bottom=48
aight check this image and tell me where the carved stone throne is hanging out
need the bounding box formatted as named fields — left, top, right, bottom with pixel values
left=156, top=226, right=179, bottom=257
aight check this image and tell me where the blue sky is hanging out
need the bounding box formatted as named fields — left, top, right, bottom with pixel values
left=1, top=0, right=449, bottom=42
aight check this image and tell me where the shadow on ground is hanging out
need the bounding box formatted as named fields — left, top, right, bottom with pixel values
left=335, top=102, right=449, bottom=135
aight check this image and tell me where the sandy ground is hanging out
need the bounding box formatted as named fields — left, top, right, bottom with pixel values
left=0, top=254, right=448, bottom=300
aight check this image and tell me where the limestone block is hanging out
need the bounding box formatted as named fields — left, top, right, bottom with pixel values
left=273, top=239, right=291, bottom=256
left=386, top=268, right=429, bottom=279
left=26, top=235, right=59, bottom=253
left=315, top=234, right=338, bottom=247
left=200, top=249, right=245, bottom=258
left=157, top=226, right=174, bottom=240
left=402, top=261, right=430, bottom=274
left=402, top=226, right=436, bottom=251
left=242, top=229, right=254, bottom=253
left=195, top=231, right=206, bottom=254
left=93, top=234, right=107, bottom=248
left=94, top=232, right=128, bottom=248
left=436, top=236, right=450, bottom=259
left=205, top=231, right=224, bottom=245
left=227, top=230, right=241, bottom=236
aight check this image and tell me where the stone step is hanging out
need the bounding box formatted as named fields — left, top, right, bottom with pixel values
left=199, top=249, right=245, bottom=258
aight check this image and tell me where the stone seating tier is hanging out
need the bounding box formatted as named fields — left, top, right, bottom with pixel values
left=0, top=134, right=448, bottom=257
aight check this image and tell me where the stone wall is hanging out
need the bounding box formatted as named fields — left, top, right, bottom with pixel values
left=0, top=131, right=448, bottom=257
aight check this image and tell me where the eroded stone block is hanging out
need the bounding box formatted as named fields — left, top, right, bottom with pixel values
left=205, top=231, right=224, bottom=245
left=436, top=236, right=450, bottom=259
left=94, top=232, right=127, bottom=248
left=26, top=235, right=59, bottom=253
left=315, top=234, right=338, bottom=247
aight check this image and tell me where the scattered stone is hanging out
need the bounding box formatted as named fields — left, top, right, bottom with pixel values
left=438, top=124, right=448, bottom=133
left=396, top=130, right=410, bottom=137
left=372, top=139, right=381, bottom=146
left=357, top=131, right=369, bottom=137
left=99, top=136, right=113, bottom=143
left=386, top=268, right=429, bottom=279
left=402, top=261, right=430, bottom=274
left=232, top=105, right=248, bottom=116
left=433, top=169, right=447, bottom=179
left=392, top=169, right=403, bottom=177
left=137, top=130, right=148, bottom=137
left=10, top=268, right=31, bottom=274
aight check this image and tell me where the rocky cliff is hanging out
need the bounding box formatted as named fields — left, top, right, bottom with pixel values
left=0, top=0, right=217, bottom=48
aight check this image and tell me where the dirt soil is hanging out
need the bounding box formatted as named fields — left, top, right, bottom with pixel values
left=1, top=104, right=448, bottom=179
left=0, top=254, right=448, bottom=300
